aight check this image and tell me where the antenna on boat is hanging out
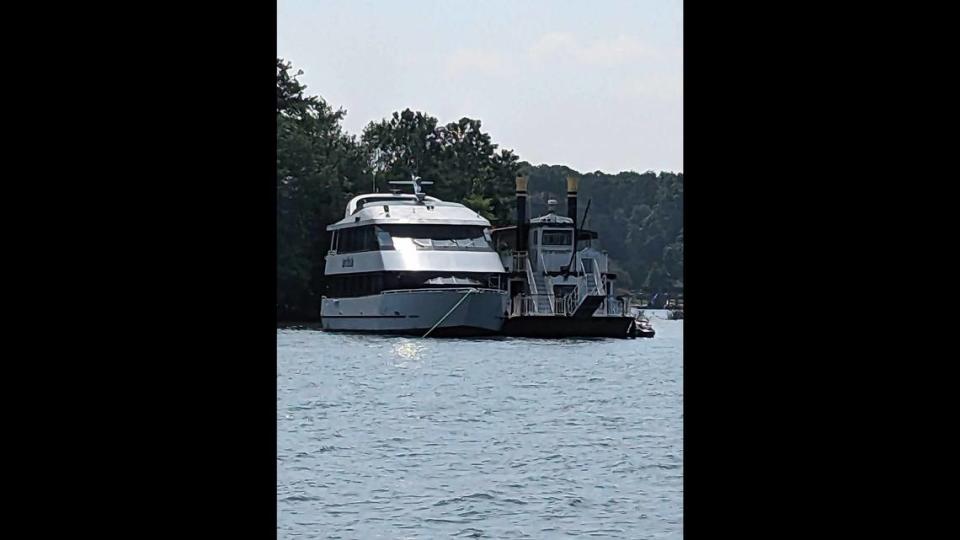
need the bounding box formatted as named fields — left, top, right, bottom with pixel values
left=579, top=198, right=592, bottom=229
left=388, top=173, right=434, bottom=203
left=563, top=198, right=591, bottom=275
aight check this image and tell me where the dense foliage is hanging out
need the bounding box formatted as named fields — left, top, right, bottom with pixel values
left=277, top=59, right=682, bottom=320
left=277, top=59, right=368, bottom=319
left=363, top=111, right=520, bottom=223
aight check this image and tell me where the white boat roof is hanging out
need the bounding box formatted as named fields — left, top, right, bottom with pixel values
left=343, top=193, right=440, bottom=218
left=328, top=193, right=491, bottom=231
left=530, top=211, right=574, bottom=225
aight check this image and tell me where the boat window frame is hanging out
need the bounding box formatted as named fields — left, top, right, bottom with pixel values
left=377, top=224, right=495, bottom=252
left=541, top=227, right=574, bottom=248
left=336, top=225, right=381, bottom=254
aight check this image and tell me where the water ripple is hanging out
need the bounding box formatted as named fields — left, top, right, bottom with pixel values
left=278, top=319, right=683, bottom=538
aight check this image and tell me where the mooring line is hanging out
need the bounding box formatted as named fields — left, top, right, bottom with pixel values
left=422, top=288, right=478, bottom=338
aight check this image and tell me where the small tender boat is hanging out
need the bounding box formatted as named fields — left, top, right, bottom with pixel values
left=631, top=311, right=656, bottom=338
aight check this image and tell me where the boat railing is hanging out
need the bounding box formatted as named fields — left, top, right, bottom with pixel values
left=591, top=257, right=604, bottom=295
left=590, top=257, right=608, bottom=312
left=511, top=294, right=539, bottom=316
left=575, top=253, right=588, bottom=305
left=523, top=254, right=539, bottom=313
left=509, top=292, right=628, bottom=318
left=382, top=287, right=501, bottom=295
left=602, top=296, right=630, bottom=316
left=565, top=292, right=580, bottom=316
left=511, top=293, right=575, bottom=317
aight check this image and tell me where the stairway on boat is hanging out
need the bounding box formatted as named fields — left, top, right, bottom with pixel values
left=533, top=271, right=552, bottom=314
left=573, top=264, right=606, bottom=317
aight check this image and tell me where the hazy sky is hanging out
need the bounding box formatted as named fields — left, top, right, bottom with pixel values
left=278, top=0, right=682, bottom=174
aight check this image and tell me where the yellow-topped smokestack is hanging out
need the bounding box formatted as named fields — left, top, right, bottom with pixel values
left=516, top=175, right=528, bottom=193
left=566, top=176, right=579, bottom=193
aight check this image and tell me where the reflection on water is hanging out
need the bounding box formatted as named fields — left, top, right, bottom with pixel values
left=392, top=338, right=426, bottom=367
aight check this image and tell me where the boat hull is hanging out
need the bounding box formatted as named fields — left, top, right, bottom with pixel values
left=320, top=287, right=508, bottom=337
left=501, top=315, right=636, bottom=339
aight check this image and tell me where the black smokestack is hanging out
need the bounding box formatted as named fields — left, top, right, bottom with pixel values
left=566, top=175, right=579, bottom=228
left=516, top=174, right=528, bottom=252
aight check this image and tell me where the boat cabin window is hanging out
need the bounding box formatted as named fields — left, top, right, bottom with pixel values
left=326, top=271, right=500, bottom=297
left=336, top=226, right=379, bottom=253
left=375, top=227, right=393, bottom=250
left=327, top=272, right=384, bottom=297
left=333, top=224, right=494, bottom=253
left=542, top=229, right=573, bottom=247
left=378, top=225, right=493, bottom=252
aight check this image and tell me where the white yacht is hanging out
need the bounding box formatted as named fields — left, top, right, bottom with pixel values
left=320, top=177, right=509, bottom=336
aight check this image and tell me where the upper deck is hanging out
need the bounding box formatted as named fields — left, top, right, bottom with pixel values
left=324, top=181, right=505, bottom=277
left=328, top=193, right=491, bottom=231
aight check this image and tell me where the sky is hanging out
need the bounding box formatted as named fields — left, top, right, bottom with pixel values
left=278, top=0, right=682, bottom=174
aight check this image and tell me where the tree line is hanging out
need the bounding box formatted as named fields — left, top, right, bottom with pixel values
left=277, top=58, right=682, bottom=320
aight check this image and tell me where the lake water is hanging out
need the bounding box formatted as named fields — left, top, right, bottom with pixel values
left=278, top=314, right=683, bottom=539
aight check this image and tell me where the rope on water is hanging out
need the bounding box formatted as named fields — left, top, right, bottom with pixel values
left=422, top=288, right=478, bottom=338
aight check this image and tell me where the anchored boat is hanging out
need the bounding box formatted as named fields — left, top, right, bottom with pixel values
left=319, top=176, right=509, bottom=337
left=493, top=175, right=653, bottom=339
left=631, top=310, right=656, bottom=338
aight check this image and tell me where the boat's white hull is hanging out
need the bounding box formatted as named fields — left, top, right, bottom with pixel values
left=320, top=287, right=508, bottom=336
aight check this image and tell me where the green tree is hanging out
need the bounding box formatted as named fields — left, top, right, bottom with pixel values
left=362, top=110, right=519, bottom=224
left=277, top=58, right=369, bottom=319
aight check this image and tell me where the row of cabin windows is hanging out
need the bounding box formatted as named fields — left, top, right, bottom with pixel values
left=331, top=225, right=494, bottom=254
left=327, top=273, right=384, bottom=297
left=531, top=229, right=574, bottom=248
left=541, top=230, right=573, bottom=246
left=326, top=271, right=502, bottom=298
left=493, top=228, right=585, bottom=252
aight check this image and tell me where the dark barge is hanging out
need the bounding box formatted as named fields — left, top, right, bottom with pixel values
left=492, top=174, right=654, bottom=339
